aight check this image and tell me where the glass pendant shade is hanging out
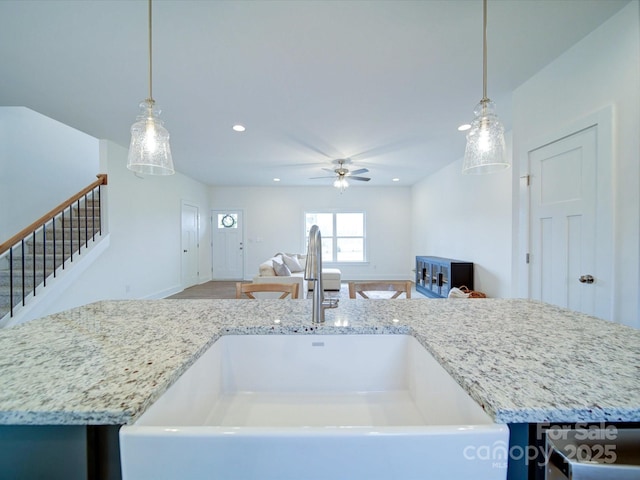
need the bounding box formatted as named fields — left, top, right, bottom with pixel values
left=127, top=99, right=174, bottom=175
left=462, top=99, right=508, bottom=174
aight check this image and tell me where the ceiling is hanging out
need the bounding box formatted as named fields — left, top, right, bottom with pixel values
left=0, top=0, right=629, bottom=187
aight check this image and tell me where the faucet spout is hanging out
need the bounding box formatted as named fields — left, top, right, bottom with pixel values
left=304, top=225, right=338, bottom=323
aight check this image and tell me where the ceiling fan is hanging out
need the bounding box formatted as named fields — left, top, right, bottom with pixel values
left=310, top=159, right=371, bottom=191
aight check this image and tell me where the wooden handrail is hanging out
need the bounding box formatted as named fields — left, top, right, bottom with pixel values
left=0, top=174, right=107, bottom=255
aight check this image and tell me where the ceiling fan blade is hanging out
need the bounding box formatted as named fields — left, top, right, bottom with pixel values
left=349, top=168, right=369, bottom=175
left=349, top=176, right=371, bottom=182
left=309, top=176, right=337, bottom=180
left=322, top=168, right=336, bottom=173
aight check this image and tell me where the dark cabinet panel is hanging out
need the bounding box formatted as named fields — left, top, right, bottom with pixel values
left=415, top=256, right=473, bottom=298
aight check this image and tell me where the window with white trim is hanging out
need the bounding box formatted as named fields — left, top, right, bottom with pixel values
left=304, top=212, right=366, bottom=262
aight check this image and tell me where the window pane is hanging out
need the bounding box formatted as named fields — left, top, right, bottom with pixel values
left=337, top=238, right=363, bottom=262
left=322, top=237, right=333, bottom=259
left=336, top=213, right=363, bottom=236
left=305, top=213, right=333, bottom=236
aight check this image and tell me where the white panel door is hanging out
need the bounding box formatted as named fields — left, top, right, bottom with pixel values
left=212, top=210, right=244, bottom=280
left=181, top=203, right=200, bottom=288
left=529, top=126, right=605, bottom=317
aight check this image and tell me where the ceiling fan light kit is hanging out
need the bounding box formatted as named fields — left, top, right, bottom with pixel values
left=127, top=0, right=175, bottom=176
left=333, top=176, right=349, bottom=193
left=462, top=0, right=509, bottom=175
left=128, top=99, right=174, bottom=175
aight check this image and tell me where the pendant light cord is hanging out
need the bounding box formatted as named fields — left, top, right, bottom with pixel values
left=482, top=0, right=488, bottom=102
left=148, top=0, right=153, bottom=103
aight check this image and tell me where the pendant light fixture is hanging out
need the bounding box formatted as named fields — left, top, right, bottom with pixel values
left=462, top=0, right=509, bottom=174
left=127, top=0, right=174, bottom=175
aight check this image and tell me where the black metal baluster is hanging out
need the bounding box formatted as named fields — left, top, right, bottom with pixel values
left=21, top=240, right=25, bottom=306
left=9, top=247, right=13, bottom=317
left=32, top=232, right=36, bottom=297
left=84, top=194, right=88, bottom=248
left=76, top=199, right=81, bottom=255
left=69, top=204, right=73, bottom=263
left=42, top=225, right=46, bottom=287
left=62, top=209, right=66, bottom=269
left=98, top=185, right=102, bottom=235
left=52, top=217, right=57, bottom=278
left=91, top=189, right=96, bottom=241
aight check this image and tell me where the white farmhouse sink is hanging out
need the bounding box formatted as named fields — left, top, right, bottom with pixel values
left=120, top=334, right=508, bottom=480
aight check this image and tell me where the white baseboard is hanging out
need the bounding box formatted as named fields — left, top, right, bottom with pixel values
left=146, top=284, right=183, bottom=299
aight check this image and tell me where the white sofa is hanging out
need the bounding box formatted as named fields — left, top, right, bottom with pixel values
left=252, top=253, right=341, bottom=299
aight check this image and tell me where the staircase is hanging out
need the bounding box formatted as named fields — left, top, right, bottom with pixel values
left=0, top=174, right=107, bottom=322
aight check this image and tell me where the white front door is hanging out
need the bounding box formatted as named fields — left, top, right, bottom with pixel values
left=528, top=124, right=611, bottom=319
left=212, top=209, right=244, bottom=280
left=181, top=202, right=200, bottom=288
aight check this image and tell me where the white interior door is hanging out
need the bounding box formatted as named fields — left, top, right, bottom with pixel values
left=528, top=125, right=610, bottom=318
left=181, top=203, right=200, bottom=288
left=212, top=210, right=244, bottom=280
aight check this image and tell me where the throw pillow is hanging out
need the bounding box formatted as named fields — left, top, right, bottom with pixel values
left=259, top=260, right=276, bottom=276
left=272, top=260, right=292, bottom=276
left=282, top=253, right=304, bottom=273
left=271, top=254, right=285, bottom=269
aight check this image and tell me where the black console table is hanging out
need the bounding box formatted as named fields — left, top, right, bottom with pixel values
left=415, top=256, right=474, bottom=298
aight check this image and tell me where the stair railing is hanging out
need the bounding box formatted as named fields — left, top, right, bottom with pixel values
left=0, top=174, right=107, bottom=318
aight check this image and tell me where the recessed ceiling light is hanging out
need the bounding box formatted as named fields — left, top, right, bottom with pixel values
left=458, top=124, right=471, bottom=131
left=273, top=178, right=280, bottom=182
left=232, top=124, right=246, bottom=132
left=392, top=178, right=400, bottom=182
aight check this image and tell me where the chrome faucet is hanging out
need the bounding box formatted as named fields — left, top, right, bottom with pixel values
left=304, top=225, right=338, bottom=323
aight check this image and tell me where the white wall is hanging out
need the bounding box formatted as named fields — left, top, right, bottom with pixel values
left=410, top=134, right=514, bottom=299
left=0, top=107, right=99, bottom=244
left=511, top=1, right=640, bottom=327
left=210, top=186, right=413, bottom=281
left=44, top=140, right=212, bottom=314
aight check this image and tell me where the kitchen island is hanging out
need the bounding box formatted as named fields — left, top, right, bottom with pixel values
left=0, top=298, right=638, bottom=479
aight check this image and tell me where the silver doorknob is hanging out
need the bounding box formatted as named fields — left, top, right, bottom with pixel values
left=578, top=275, right=595, bottom=284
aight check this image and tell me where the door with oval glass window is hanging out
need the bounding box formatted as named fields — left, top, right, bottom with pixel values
left=211, top=209, right=244, bottom=280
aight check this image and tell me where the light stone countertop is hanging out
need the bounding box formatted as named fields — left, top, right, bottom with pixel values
left=0, top=298, right=638, bottom=426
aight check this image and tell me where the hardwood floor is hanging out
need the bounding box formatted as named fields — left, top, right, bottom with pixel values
left=167, top=281, right=245, bottom=299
